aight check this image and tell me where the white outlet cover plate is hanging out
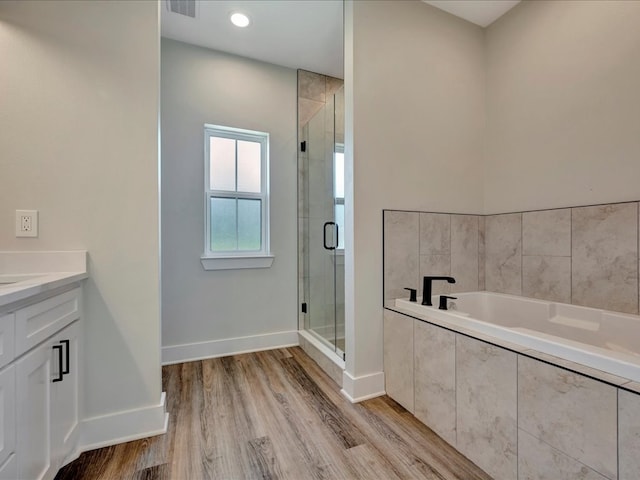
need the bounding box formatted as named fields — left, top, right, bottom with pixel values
left=15, top=210, right=38, bottom=237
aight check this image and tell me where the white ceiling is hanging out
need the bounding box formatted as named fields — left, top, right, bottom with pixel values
left=161, top=0, right=344, bottom=79
left=161, top=1, right=521, bottom=80
left=424, top=0, right=521, bottom=28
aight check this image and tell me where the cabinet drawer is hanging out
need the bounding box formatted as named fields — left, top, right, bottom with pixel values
left=0, top=315, right=14, bottom=369
left=15, top=289, right=81, bottom=357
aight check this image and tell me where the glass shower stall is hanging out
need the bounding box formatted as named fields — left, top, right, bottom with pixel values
left=298, top=71, right=345, bottom=358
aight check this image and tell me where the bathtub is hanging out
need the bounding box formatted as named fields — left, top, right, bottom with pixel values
left=395, top=292, right=640, bottom=383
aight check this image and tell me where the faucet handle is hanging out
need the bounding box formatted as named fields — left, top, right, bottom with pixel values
left=404, top=287, right=417, bottom=302
left=438, top=295, right=457, bottom=310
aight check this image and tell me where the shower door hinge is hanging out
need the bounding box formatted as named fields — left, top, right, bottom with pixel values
left=301, top=302, right=307, bottom=313
left=300, top=141, right=306, bottom=152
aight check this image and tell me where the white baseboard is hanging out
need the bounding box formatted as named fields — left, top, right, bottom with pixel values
left=341, top=370, right=385, bottom=403
left=79, top=392, right=169, bottom=453
left=162, top=330, right=299, bottom=365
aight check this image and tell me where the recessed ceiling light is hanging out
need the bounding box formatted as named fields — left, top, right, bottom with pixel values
left=230, top=12, right=250, bottom=28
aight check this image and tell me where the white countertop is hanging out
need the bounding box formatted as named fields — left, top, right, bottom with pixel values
left=0, top=251, right=87, bottom=307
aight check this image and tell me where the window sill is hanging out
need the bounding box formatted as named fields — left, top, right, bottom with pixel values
left=200, top=254, right=274, bottom=271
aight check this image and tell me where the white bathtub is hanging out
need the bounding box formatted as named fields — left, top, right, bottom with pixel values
left=395, top=292, right=640, bottom=383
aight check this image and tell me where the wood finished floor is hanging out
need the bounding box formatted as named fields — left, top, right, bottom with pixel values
left=56, top=347, right=492, bottom=480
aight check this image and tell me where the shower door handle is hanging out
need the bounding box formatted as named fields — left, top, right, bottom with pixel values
left=323, top=221, right=337, bottom=250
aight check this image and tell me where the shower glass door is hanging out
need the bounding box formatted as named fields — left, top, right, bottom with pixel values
left=299, top=83, right=345, bottom=358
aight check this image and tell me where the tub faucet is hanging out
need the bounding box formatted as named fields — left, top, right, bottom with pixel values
left=422, top=276, right=456, bottom=306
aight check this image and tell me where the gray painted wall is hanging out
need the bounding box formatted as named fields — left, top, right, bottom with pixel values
left=161, top=39, right=297, bottom=353
left=485, top=0, right=640, bottom=213
left=345, top=0, right=485, bottom=381
left=0, top=0, right=162, bottom=417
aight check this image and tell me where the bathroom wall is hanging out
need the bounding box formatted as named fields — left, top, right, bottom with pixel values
left=0, top=0, right=163, bottom=432
left=484, top=201, right=639, bottom=314
left=161, top=39, right=298, bottom=362
left=485, top=0, right=640, bottom=213
left=345, top=0, right=485, bottom=397
left=384, top=200, right=639, bottom=316
left=383, top=211, right=484, bottom=306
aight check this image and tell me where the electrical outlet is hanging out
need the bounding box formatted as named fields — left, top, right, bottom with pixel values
left=15, top=210, right=38, bottom=237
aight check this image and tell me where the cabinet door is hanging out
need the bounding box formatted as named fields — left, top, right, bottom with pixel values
left=0, top=314, right=14, bottom=370
left=0, top=366, right=16, bottom=467
left=50, top=321, right=80, bottom=468
left=16, top=342, right=54, bottom=480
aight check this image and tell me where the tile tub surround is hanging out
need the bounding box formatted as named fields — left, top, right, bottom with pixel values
left=383, top=200, right=640, bottom=316
left=518, top=356, right=617, bottom=479
left=414, top=320, right=456, bottom=446
left=456, top=335, right=517, bottom=480
left=383, top=306, right=640, bottom=480
left=383, top=210, right=483, bottom=305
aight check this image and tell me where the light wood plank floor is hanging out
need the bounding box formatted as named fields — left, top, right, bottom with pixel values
left=56, top=347, right=492, bottom=480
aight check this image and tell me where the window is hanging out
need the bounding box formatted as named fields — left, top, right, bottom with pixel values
left=201, top=124, right=273, bottom=270
left=334, top=145, right=345, bottom=251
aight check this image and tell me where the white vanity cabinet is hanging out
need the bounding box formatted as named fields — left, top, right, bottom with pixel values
left=1, top=286, right=82, bottom=480
left=0, top=363, right=16, bottom=479
left=50, top=321, right=80, bottom=467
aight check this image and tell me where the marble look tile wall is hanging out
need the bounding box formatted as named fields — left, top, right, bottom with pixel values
left=414, top=320, right=456, bottom=446
left=486, top=202, right=639, bottom=314
left=384, top=308, right=640, bottom=480
left=384, top=211, right=419, bottom=303
left=384, top=201, right=640, bottom=315
left=518, top=429, right=609, bottom=480
left=518, top=356, right=617, bottom=479
left=456, top=335, right=518, bottom=480
left=383, top=309, right=414, bottom=413
left=485, top=213, right=522, bottom=295
left=572, top=203, right=638, bottom=314
left=619, top=389, right=640, bottom=480
left=383, top=211, right=483, bottom=305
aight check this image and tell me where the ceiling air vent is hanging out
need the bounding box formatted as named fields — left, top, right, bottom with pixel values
left=166, top=0, right=196, bottom=18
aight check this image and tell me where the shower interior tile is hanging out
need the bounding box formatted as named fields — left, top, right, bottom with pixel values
left=298, top=70, right=326, bottom=102
left=298, top=98, right=325, bottom=128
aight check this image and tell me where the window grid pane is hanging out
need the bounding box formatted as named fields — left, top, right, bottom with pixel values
left=210, top=197, right=237, bottom=252
left=237, top=140, right=262, bottom=193
left=238, top=198, right=262, bottom=251
left=209, top=137, right=236, bottom=191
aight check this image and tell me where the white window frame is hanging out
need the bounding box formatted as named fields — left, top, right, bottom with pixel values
left=201, top=124, right=273, bottom=271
